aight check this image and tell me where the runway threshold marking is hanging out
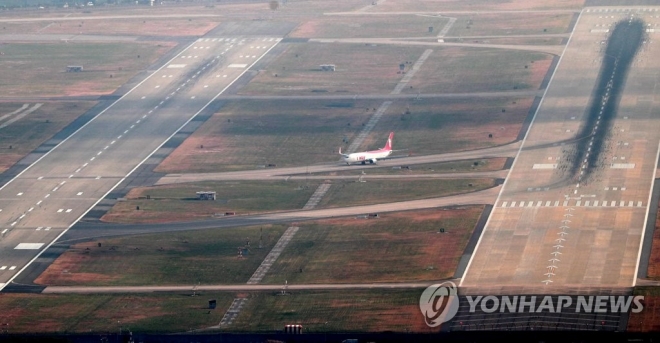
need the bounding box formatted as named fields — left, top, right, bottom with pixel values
left=458, top=7, right=586, bottom=287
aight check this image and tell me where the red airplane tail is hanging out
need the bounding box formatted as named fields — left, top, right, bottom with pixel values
left=383, top=132, right=394, bottom=150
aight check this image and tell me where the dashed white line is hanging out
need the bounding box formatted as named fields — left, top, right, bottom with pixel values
left=17, top=192, right=23, bottom=196
left=65, top=209, right=72, bottom=213
left=57, top=209, right=63, bottom=213
left=36, top=200, right=42, bottom=205
left=77, top=192, right=83, bottom=196
left=45, top=194, right=50, bottom=198
left=28, top=207, right=34, bottom=212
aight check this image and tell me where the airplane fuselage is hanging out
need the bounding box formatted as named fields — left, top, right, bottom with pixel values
left=342, top=149, right=392, bottom=165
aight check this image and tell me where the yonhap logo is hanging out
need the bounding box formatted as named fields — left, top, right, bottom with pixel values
left=419, top=281, right=459, bottom=327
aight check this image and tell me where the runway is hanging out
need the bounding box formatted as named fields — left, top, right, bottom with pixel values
left=0, top=34, right=284, bottom=291
left=460, top=7, right=660, bottom=292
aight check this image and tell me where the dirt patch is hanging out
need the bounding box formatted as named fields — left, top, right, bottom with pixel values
left=35, top=243, right=120, bottom=285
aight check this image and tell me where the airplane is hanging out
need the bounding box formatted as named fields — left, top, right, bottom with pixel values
left=339, top=132, right=394, bottom=165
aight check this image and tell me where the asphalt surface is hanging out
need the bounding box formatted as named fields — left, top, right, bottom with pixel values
left=460, top=7, right=660, bottom=291
left=0, top=33, right=284, bottom=291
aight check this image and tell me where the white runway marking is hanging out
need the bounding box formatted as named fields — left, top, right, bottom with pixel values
left=77, top=192, right=83, bottom=196
left=36, top=227, right=42, bottom=231
left=141, top=96, right=146, bottom=99
left=15, top=243, right=44, bottom=250
left=45, top=227, right=51, bottom=231
left=9, top=266, right=16, bottom=270
left=0, top=266, right=6, bottom=270
left=37, top=176, right=43, bottom=180
left=28, top=207, right=33, bottom=212
left=533, top=164, right=558, bottom=169
left=57, top=209, right=63, bottom=213
left=65, top=209, right=72, bottom=213
left=36, top=200, right=42, bottom=205
left=16, top=192, right=22, bottom=196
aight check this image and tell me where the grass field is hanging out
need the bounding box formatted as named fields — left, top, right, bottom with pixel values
left=225, top=289, right=433, bottom=333
left=262, top=206, right=483, bottom=284
left=238, top=43, right=430, bottom=95
left=318, top=178, right=495, bottom=208
left=310, top=157, right=508, bottom=176
left=0, top=292, right=235, bottom=333
left=289, top=14, right=449, bottom=39
left=357, top=97, right=534, bottom=154
left=0, top=101, right=96, bottom=173
left=0, top=41, right=173, bottom=96
left=101, top=180, right=322, bottom=223
left=241, top=43, right=553, bottom=96
left=356, top=0, right=584, bottom=12
left=446, top=12, right=575, bottom=37
left=155, top=96, right=531, bottom=174
left=35, top=225, right=288, bottom=286
left=102, top=178, right=494, bottom=223
left=155, top=98, right=381, bottom=173
left=403, top=48, right=553, bottom=94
